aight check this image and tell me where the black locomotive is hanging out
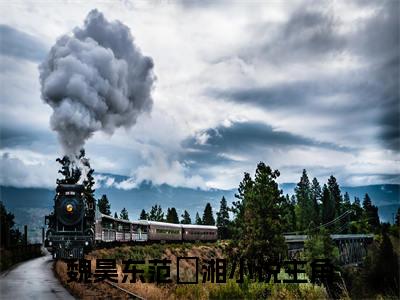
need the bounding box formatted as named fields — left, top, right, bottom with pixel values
left=45, top=183, right=95, bottom=258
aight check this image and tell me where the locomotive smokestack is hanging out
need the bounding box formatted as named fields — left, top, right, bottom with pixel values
left=39, top=9, right=155, bottom=157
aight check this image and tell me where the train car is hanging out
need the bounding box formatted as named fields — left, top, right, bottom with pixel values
left=95, top=213, right=132, bottom=243
left=182, top=224, right=218, bottom=241
left=132, top=220, right=149, bottom=242
left=147, top=221, right=182, bottom=241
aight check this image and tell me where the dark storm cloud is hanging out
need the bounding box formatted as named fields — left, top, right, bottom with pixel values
left=182, top=121, right=350, bottom=167
left=0, top=126, right=56, bottom=148
left=211, top=1, right=399, bottom=151
left=358, top=0, right=399, bottom=152
left=210, top=76, right=378, bottom=114
left=263, top=8, right=346, bottom=62
left=0, top=25, right=47, bottom=62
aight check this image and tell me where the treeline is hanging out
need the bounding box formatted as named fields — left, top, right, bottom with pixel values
left=98, top=195, right=219, bottom=227
left=283, top=169, right=381, bottom=234
left=137, top=203, right=217, bottom=226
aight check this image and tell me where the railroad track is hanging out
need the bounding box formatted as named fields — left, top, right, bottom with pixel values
left=105, top=280, right=147, bottom=300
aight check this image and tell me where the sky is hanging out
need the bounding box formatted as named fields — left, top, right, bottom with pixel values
left=0, top=0, right=399, bottom=191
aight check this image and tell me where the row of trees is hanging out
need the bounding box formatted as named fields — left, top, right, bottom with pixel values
left=288, top=169, right=380, bottom=234
left=98, top=195, right=224, bottom=228
left=138, top=202, right=217, bottom=226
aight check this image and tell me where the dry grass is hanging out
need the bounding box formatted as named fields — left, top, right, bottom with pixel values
left=54, top=242, right=226, bottom=299
left=54, top=242, right=329, bottom=300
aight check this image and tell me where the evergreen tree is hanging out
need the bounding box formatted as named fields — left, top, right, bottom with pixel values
left=322, top=184, right=335, bottom=224
left=149, top=204, right=164, bottom=221
left=341, top=192, right=352, bottom=233
left=349, top=197, right=366, bottom=233
left=352, top=197, right=363, bottom=219
left=120, top=207, right=129, bottom=220
left=295, top=169, right=314, bottom=231
left=166, top=207, right=179, bottom=224
left=114, top=212, right=118, bottom=219
left=363, top=194, right=380, bottom=232
left=231, top=173, right=252, bottom=240
left=231, top=162, right=287, bottom=260
left=98, top=194, right=111, bottom=216
left=327, top=175, right=342, bottom=218
left=343, top=192, right=351, bottom=211
left=139, top=209, right=148, bottom=220
left=0, top=201, right=16, bottom=247
left=281, top=194, right=296, bottom=232
left=181, top=210, right=191, bottom=224
left=311, top=177, right=322, bottom=225
left=363, top=227, right=399, bottom=296
left=396, top=208, right=400, bottom=226
left=202, top=203, right=215, bottom=225
left=195, top=212, right=202, bottom=225
left=216, top=196, right=230, bottom=239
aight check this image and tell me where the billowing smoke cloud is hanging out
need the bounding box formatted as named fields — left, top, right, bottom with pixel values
left=39, top=9, right=155, bottom=156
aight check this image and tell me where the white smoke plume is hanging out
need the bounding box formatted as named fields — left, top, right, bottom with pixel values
left=39, top=9, right=155, bottom=156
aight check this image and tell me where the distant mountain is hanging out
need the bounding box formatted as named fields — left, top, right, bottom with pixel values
left=1, top=180, right=398, bottom=242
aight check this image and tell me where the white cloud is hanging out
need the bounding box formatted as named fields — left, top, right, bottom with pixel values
left=0, top=150, right=58, bottom=188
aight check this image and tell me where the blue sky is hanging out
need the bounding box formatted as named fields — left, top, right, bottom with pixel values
left=0, top=0, right=399, bottom=191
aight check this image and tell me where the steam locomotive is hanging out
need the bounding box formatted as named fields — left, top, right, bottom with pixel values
left=45, top=183, right=218, bottom=259
left=44, top=183, right=95, bottom=259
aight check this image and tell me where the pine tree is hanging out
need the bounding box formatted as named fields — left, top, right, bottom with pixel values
left=181, top=210, right=191, bottom=224
left=341, top=192, right=352, bottom=233
left=114, top=212, right=118, bottom=219
left=295, top=169, right=314, bottom=230
left=216, top=196, right=230, bottom=239
left=202, top=203, right=215, bottom=225
left=281, top=194, right=296, bottom=232
left=231, top=173, right=252, bottom=239
left=149, top=204, right=164, bottom=221
left=98, top=195, right=111, bottom=215
left=364, top=227, right=399, bottom=295
left=311, top=177, right=322, bottom=225
left=139, top=209, right=148, bottom=220
left=352, top=197, right=363, bottom=219
left=195, top=212, right=202, bottom=225
left=166, top=207, right=179, bottom=224
left=231, top=162, right=287, bottom=260
left=396, top=208, right=400, bottom=226
left=120, top=208, right=129, bottom=220
left=0, top=201, right=16, bottom=247
left=322, top=184, right=335, bottom=224
left=349, top=196, right=365, bottom=233
left=363, top=194, right=380, bottom=232
left=327, top=175, right=342, bottom=218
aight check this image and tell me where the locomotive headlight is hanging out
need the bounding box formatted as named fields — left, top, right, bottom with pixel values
left=85, top=241, right=89, bottom=246
left=66, top=203, right=73, bottom=213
